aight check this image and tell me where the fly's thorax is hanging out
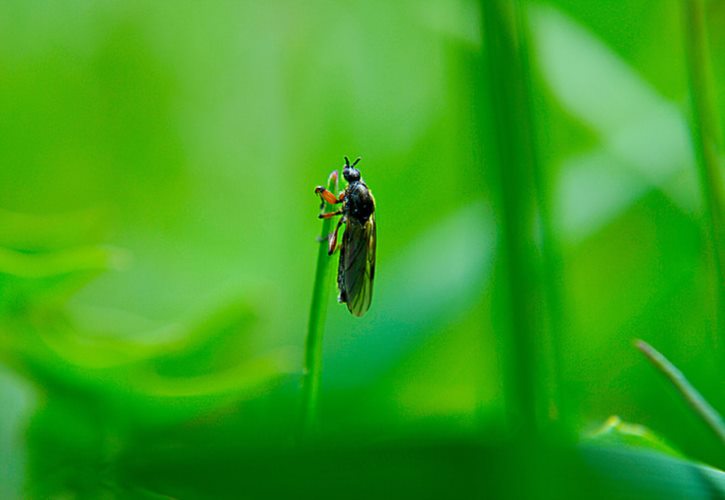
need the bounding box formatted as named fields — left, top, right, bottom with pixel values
left=344, top=181, right=375, bottom=223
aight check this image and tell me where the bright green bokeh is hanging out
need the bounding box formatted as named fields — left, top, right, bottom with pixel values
left=0, top=1, right=723, bottom=497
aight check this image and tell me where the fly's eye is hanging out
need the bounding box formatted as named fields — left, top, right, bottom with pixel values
left=345, top=168, right=360, bottom=182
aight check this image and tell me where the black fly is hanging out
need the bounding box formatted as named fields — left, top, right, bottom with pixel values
left=315, top=157, right=376, bottom=317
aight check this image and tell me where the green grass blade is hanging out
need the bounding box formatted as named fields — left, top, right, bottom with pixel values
left=480, top=0, right=550, bottom=437
left=682, top=0, right=725, bottom=355
left=480, top=0, right=536, bottom=436
left=300, top=169, right=339, bottom=438
left=636, top=339, right=725, bottom=447
left=515, top=0, right=569, bottom=434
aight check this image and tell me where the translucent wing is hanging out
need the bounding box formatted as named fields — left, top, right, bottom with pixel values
left=338, top=214, right=376, bottom=316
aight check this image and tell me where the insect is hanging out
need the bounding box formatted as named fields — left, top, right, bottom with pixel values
left=315, top=156, right=376, bottom=317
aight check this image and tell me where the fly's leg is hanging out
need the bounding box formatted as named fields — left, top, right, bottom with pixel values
left=315, top=187, right=341, bottom=206
left=315, top=187, right=345, bottom=207
left=317, top=216, right=345, bottom=252
left=318, top=209, right=343, bottom=220
left=328, top=216, right=346, bottom=255
left=315, top=170, right=344, bottom=209
left=315, top=169, right=346, bottom=251
left=314, top=213, right=344, bottom=252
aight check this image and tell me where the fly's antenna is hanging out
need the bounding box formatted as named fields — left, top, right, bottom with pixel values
left=344, top=156, right=361, bottom=169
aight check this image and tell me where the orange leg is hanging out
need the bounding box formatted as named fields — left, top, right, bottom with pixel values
left=318, top=209, right=343, bottom=219
left=315, top=170, right=345, bottom=208
left=315, top=187, right=343, bottom=206
left=328, top=216, right=346, bottom=255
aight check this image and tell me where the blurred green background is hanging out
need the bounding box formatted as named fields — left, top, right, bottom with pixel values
left=0, top=0, right=723, bottom=498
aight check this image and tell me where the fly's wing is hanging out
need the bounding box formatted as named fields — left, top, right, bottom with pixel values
left=341, top=214, right=376, bottom=316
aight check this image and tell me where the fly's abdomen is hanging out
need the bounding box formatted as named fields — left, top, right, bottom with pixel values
left=338, top=216, right=375, bottom=316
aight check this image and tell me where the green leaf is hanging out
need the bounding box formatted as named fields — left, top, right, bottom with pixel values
left=586, top=415, right=684, bottom=459
left=530, top=5, right=700, bottom=242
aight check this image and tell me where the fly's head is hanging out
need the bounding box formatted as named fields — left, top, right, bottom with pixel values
left=342, top=156, right=362, bottom=183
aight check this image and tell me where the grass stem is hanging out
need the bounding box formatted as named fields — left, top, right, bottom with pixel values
left=681, top=0, right=725, bottom=355
left=513, top=0, right=569, bottom=434
left=480, top=0, right=546, bottom=438
left=635, top=339, right=725, bottom=446
left=300, top=169, right=338, bottom=438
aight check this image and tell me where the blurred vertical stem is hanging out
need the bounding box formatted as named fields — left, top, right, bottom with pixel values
left=682, top=0, right=725, bottom=353
left=480, top=0, right=563, bottom=437
left=300, top=170, right=338, bottom=438
left=515, top=0, right=569, bottom=433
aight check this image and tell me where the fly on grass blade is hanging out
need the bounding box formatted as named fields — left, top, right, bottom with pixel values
left=314, top=156, right=376, bottom=317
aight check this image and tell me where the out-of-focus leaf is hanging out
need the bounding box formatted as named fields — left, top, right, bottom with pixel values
left=0, top=245, right=130, bottom=313
left=587, top=415, right=684, bottom=459
left=530, top=5, right=700, bottom=242
left=9, top=300, right=260, bottom=372
left=2, top=300, right=296, bottom=427
left=583, top=443, right=725, bottom=500
left=118, top=438, right=725, bottom=500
